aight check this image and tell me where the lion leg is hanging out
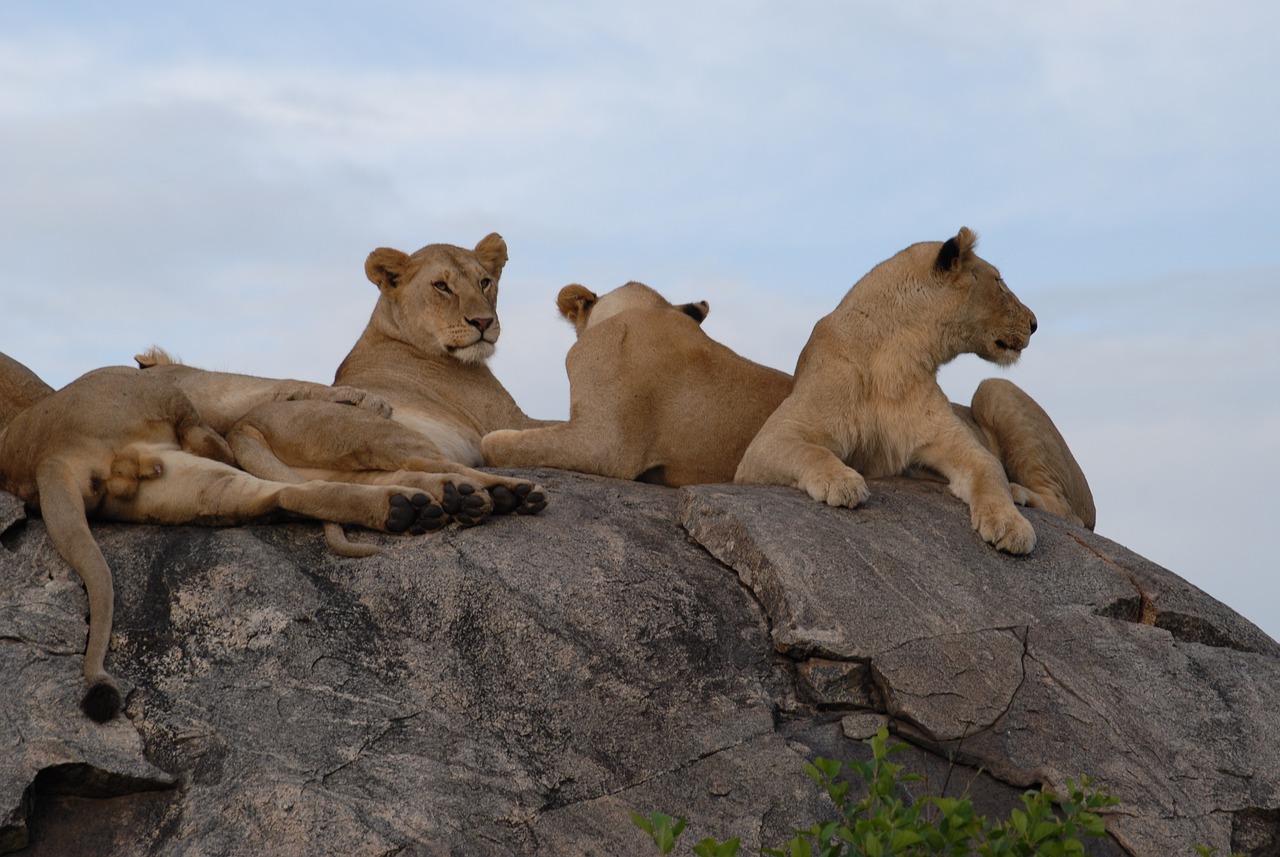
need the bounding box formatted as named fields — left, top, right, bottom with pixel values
left=35, top=458, right=122, bottom=722
left=969, top=378, right=1096, bottom=530
left=735, top=422, right=870, bottom=508
left=227, top=425, right=417, bottom=556
left=915, top=424, right=1036, bottom=555
left=230, top=401, right=543, bottom=517
left=106, top=447, right=444, bottom=536
left=269, top=461, right=494, bottom=528
left=481, top=421, right=647, bottom=482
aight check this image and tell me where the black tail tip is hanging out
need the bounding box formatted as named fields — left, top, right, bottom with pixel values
left=81, top=680, right=122, bottom=723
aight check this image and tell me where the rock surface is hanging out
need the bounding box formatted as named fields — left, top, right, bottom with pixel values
left=1, top=471, right=1277, bottom=856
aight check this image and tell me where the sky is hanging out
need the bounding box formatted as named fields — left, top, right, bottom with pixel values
left=1, top=2, right=1277, bottom=637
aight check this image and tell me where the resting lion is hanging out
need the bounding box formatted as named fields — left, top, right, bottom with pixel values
left=331, top=231, right=552, bottom=472
left=735, top=227, right=1094, bottom=554
left=134, top=349, right=493, bottom=550
left=142, top=233, right=547, bottom=536
left=481, top=281, right=793, bottom=485
left=0, top=357, right=448, bottom=722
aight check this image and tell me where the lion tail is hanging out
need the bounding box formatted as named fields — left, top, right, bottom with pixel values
left=34, top=459, right=123, bottom=722
left=324, top=522, right=381, bottom=558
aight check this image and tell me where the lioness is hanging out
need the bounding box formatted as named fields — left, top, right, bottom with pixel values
left=481, top=281, right=794, bottom=485
left=735, top=228, right=1094, bottom=554
left=0, top=357, right=446, bottom=722
left=138, top=233, right=548, bottom=544
left=135, top=349, right=493, bottom=548
left=330, top=232, right=551, bottom=471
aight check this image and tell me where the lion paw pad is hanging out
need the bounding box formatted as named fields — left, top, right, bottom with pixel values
left=441, top=483, right=491, bottom=527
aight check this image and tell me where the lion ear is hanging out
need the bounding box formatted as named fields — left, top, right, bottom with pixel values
left=935, top=227, right=979, bottom=274
left=556, top=284, right=599, bottom=329
left=676, top=300, right=710, bottom=324
left=474, top=233, right=508, bottom=279
left=366, top=248, right=412, bottom=291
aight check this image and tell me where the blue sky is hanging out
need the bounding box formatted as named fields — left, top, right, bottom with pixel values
left=2, top=2, right=1278, bottom=637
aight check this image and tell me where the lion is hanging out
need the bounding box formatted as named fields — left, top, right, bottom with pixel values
left=734, top=227, right=1094, bottom=554
left=134, top=348, right=494, bottom=551
left=0, top=351, right=53, bottom=427
left=481, top=281, right=794, bottom=485
left=0, top=357, right=449, bottom=722
left=332, top=232, right=551, bottom=465
left=140, top=233, right=547, bottom=538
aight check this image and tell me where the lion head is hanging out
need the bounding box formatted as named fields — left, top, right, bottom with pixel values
left=930, top=227, right=1037, bottom=367
left=555, top=281, right=709, bottom=337
left=363, top=233, right=509, bottom=364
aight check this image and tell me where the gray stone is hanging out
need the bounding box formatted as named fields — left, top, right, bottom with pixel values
left=2, top=471, right=1276, bottom=856
left=680, top=477, right=1280, bottom=856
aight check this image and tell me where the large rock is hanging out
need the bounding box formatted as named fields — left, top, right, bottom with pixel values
left=1, top=472, right=1276, bottom=855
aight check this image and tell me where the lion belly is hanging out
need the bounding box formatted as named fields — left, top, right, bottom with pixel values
left=390, top=410, right=483, bottom=467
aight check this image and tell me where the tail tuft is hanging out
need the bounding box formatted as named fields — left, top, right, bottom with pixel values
left=81, top=679, right=122, bottom=722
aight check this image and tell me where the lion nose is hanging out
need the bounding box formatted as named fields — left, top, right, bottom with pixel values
left=1028, top=314, right=1038, bottom=335
left=468, top=317, right=494, bottom=333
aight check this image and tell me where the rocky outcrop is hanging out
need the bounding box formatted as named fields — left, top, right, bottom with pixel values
left=2, top=472, right=1277, bottom=855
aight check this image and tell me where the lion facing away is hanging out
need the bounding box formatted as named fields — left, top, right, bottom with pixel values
left=0, top=356, right=448, bottom=722
left=481, top=281, right=794, bottom=486
left=735, top=227, right=1094, bottom=554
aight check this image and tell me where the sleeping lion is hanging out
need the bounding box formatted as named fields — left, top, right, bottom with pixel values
left=735, top=227, right=1094, bottom=555
left=0, top=356, right=447, bottom=721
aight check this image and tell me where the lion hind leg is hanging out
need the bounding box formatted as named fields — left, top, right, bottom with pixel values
left=35, top=458, right=122, bottom=721
left=229, top=424, right=454, bottom=551
left=226, top=423, right=375, bottom=554
left=481, top=418, right=645, bottom=480
left=970, top=378, right=1096, bottom=530
left=115, top=449, right=442, bottom=538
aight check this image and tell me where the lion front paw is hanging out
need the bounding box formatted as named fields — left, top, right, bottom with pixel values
left=973, top=503, right=1036, bottom=555
left=801, top=467, right=870, bottom=508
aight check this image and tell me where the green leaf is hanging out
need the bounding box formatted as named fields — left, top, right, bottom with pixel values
left=789, top=837, right=813, bottom=857
left=692, top=838, right=741, bottom=857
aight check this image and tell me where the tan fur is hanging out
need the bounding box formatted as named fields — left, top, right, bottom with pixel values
left=483, top=281, right=792, bottom=485
left=336, top=233, right=548, bottom=458
left=0, top=352, right=54, bottom=429
left=0, top=357, right=447, bottom=721
left=156, top=234, right=549, bottom=531
left=735, top=227, right=1094, bottom=554
left=135, top=346, right=394, bottom=432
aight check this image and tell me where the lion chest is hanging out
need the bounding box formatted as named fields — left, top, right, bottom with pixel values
left=834, top=396, right=931, bottom=479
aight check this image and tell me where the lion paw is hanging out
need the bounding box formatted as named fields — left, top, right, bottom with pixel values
left=973, top=504, right=1036, bottom=555
left=386, top=492, right=449, bottom=535
left=802, top=468, right=870, bottom=508
left=490, top=482, right=548, bottom=516
left=441, top=482, right=492, bottom=527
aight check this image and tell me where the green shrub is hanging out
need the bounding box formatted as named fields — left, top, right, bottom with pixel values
left=631, top=727, right=1120, bottom=856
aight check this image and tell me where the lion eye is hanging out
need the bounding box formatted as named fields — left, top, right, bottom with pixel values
left=480, top=278, right=492, bottom=290
left=432, top=280, right=451, bottom=294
